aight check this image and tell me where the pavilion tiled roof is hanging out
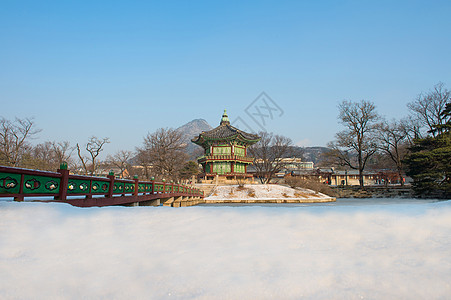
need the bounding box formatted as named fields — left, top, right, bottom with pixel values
left=191, top=110, right=261, bottom=146
left=200, top=124, right=259, bottom=140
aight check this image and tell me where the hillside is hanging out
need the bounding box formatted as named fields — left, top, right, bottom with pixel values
left=177, top=119, right=212, bottom=158
left=301, top=146, right=330, bottom=164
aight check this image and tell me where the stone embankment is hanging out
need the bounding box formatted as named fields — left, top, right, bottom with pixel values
left=195, top=184, right=218, bottom=197
left=332, top=186, right=413, bottom=198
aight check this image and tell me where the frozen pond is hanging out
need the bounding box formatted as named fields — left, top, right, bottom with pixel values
left=1, top=197, right=443, bottom=207
left=199, top=197, right=442, bottom=207
left=1, top=199, right=450, bottom=299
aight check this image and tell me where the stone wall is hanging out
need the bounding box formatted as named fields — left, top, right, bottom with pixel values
left=332, top=186, right=414, bottom=198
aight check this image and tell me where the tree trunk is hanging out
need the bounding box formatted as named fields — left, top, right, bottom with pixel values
left=398, top=167, right=405, bottom=187
left=359, top=171, right=364, bottom=188
left=358, top=150, right=364, bottom=188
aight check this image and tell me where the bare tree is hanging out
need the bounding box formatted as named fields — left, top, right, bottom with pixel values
left=248, top=131, right=294, bottom=184
left=375, top=120, right=410, bottom=186
left=52, top=141, right=74, bottom=166
left=400, top=116, right=423, bottom=143
left=77, top=136, right=110, bottom=175
left=327, top=100, right=379, bottom=188
left=408, top=82, right=450, bottom=136
left=134, top=147, right=152, bottom=179
left=106, top=150, right=134, bottom=178
left=0, top=117, right=41, bottom=167
left=139, top=128, right=188, bottom=181
left=20, top=140, right=75, bottom=171
left=21, top=141, right=55, bottom=170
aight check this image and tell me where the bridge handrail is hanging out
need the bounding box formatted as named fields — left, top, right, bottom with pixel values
left=0, top=165, right=204, bottom=202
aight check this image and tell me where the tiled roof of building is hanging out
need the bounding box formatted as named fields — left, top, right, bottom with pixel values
left=201, top=124, right=259, bottom=140
left=191, top=110, right=260, bottom=146
left=192, top=123, right=260, bottom=144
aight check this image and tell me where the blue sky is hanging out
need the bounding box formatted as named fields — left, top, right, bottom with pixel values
left=1, top=0, right=450, bottom=156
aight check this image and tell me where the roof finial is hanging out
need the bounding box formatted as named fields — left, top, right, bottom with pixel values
left=220, top=109, right=230, bottom=125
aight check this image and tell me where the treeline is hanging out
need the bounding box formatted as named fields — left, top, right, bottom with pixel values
left=233, top=83, right=449, bottom=198
left=324, top=82, right=450, bottom=198
left=0, top=121, right=200, bottom=182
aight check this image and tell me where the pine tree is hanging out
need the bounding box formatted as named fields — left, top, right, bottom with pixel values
left=179, top=161, right=201, bottom=181
left=405, top=103, right=451, bottom=198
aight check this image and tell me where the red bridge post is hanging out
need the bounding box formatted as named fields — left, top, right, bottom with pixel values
left=56, top=162, right=69, bottom=201
left=133, top=175, right=139, bottom=197
left=107, top=171, right=115, bottom=198
left=151, top=177, right=155, bottom=194
left=163, top=179, right=166, bottom=194
left=14, top=174, right=24, bottom=202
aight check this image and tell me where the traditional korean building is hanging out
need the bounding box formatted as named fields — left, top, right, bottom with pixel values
left=192, top=110, right=261, bottom=181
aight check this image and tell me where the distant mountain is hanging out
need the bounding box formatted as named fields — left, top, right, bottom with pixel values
left=177, top=119, right=213, bottom=158
left=177, top=118, right=212, bottom=143
left=301, top=146, right=330, bottom=165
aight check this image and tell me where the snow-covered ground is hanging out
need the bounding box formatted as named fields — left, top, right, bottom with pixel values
left=206, top=184, right=334, bottom=202
left=1, top=199, right=451, bottom=299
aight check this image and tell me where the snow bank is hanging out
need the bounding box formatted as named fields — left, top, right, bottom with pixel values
left=206, top=184, right=334, bottom=202
left=1, top=200, right=451, bottom=299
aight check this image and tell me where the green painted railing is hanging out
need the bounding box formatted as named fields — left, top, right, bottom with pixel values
left=0, top=165, right=204, bottom=202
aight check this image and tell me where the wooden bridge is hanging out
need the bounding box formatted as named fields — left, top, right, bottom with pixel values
left=0, top=164, right=204, bottom=207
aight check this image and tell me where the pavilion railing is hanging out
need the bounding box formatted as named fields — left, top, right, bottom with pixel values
left=0, top=164, right=204, bottom=202
left=197, top=155, right=254, bottom=163
left=203, top=172, right=253, bottom=177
